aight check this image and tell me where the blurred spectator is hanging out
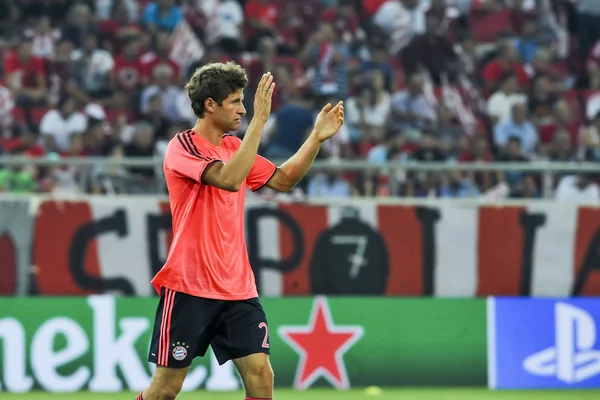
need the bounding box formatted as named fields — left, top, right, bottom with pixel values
left=527, top=74, right=556, bottom=127
left=402, top=14, right=458, bottom=86
left=0, top=83, right=15, bottom=129
left=70, top=31, right=116, bottom=104
left=0, top=0, right=597, bottom=198
left=140, top=65, right=180, bottom=123
left=142, top=0, right=184, bottom=33
left=24, top=15, right=61, bottom=59
left=307, top=171, right=351, bottom=197
left=547, top=130, right=576, bottom=162
left=457, top=135, right=495, bottom=192
left=487, top=71, right=527, bottom=123
left=96, top=0, right=139, bottom=21
left=454, top=32, right=478, bottom=79
left=433, top=104, right=463, bottom=145
left=555, top=173, right=599, bottom=203
left=496, top=136, right=534, bottom=198
left=538, top=99, right=579, bottom=146
left=580, top=111, right=600, bottom=161
left=390, top=73, right=436, bottom=135
left=39, top=95, right=87, bottom=151
left=439, top=170, right=480, bottom=198
left=244, top=0, right=279, bottom=50
left=47, top=38, right=75, bottom=106
left=141, top=93, right=171, bottom=141
left=345, top=71, right=391, bottom=142
left=371, top=0, right=412, bottom=54
left=265, top=90, right=314, bottom=160
left=62, top=3, right=95, bottom=48
left=90, top=143, right=131, bottom=194
left=321, top=3, right=362, bottom=46
left=482, top=40, right=529, bottom=94
left=0, top=149, right=38, bottom=193
left=113, top=38, right=147, bottom=95
left=366, top=130, right=406, bottom=165
left=140, top=31, right=180, bottom=82
left=302, top=23, right=350, bottom=99
left=99, top=0, right=143, bottom=55
left=469, top=0, right=513, bottom=44
left=3, top=35, right=47, bottom=107
left=3, top=128, right=44, bottom=157
left=513, top=19, right=541, bottom=65
left=204, top=0, right=245, bottom=54
left=412, top=132, right=446, bottom=162
left=124, top=121, right=158, bottom=192
left=576, top=0, right=600, bottom=63
left=494, top=102, right=538, bottom=155
left=360, top=44, right=395, bottom=92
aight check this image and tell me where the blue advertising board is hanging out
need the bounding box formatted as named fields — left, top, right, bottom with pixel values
left=487, top=297, right=600, bottom=389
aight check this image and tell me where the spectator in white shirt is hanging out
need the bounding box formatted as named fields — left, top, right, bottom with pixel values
left=39, top=95, right=88, bottom=151
left=24, top=15, right=61, bottom=59
left=346, top=74, right=391, bottom=142
left=140, top=65, right=180, bottom=123
left=486, top=71, right=527, bottom=125
left=555, top=174, right=600, bottom=203
left=204, top=0, right=245, bottom=54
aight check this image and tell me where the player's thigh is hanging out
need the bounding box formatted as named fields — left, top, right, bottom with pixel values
left=148, top=365, right=189, bottom=396
left=211, top=298, right=271, bottom=366
left=232, top=353, right=273, bottom=383
left=148, top=288, right=223, bottom=368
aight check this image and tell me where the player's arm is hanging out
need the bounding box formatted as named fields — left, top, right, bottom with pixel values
left=264, top=101, right=345, bottom=192
left=203, top=73, right=276, bottom=192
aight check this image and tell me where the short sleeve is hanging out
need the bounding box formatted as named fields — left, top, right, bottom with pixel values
left=166, top=135, right=220, bottom=183
left=247, top=154, right=277, bottom=191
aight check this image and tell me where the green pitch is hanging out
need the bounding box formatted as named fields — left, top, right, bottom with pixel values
left=3, top=389, right=600, bottom=399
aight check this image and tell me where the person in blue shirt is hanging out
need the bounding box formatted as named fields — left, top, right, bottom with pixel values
left=142, top=0, right=183, bottom=32
left=494, top=102, right=539, bottom=155
left=265, top=90, right=315, bottom=160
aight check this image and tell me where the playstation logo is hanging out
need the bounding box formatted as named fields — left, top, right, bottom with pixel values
left=523, top=302, right=600, bottom=383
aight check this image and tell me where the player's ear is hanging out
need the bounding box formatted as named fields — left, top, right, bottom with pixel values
left=204, top=98, right=217, bottom=114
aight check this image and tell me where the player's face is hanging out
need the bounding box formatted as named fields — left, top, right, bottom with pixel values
left=216, top=89, right=246, bottom=132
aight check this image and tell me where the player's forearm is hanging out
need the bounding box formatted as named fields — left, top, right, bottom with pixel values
left=276, top=132, right=322, bottom=190
left=219, top=119, right=266, bottom=189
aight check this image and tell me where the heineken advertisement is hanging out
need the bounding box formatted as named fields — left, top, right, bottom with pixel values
left=0, top=296, right=486, bottom=393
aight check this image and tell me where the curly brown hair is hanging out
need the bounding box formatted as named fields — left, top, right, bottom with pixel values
left=186, top=62, right=249, bottom=118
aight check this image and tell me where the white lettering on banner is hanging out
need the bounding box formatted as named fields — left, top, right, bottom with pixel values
left=88, top=296, right=150, bottom=391
left=31, top=318, right=90, bottom=392
left=331, top=235, right=368, bottom=278
left=523, top=302, right=600, bottom=383
left=0, top=318, right=33, bottom=392
left=0, top=297, right=244, bottom=393
left=92, top=202, right=154, bottom=296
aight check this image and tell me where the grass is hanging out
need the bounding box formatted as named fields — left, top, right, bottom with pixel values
left=2, top=389, right=599, bottom=399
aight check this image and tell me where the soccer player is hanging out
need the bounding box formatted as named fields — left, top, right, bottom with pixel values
left=137, top=62, right=344, bottom=400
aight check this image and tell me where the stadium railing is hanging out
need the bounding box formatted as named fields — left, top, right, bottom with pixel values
left=2, top=156, right=598, bottom=198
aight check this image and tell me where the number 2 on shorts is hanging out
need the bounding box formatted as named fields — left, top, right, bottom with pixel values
left=258, top=322, right=269, bottom=348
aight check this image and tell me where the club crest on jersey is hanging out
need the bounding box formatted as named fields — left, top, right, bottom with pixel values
left=172, top=342, right=190, bottom=361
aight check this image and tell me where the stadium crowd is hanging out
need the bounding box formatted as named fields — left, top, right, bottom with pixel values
left=0, top=0, right=599, bottom=200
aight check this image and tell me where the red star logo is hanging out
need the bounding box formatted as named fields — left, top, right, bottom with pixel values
left=278, top=297, right=364, bottom=390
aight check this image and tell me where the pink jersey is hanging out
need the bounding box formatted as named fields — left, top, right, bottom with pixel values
left=152, top=129, right=277, bottom=300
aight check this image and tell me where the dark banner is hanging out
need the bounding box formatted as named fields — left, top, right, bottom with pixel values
left=1, top=197, right=600, bottom=297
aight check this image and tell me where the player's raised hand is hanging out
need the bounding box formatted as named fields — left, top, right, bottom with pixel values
left=313, top=101, right=344, bottom=142
left=253, top=72, right=276, bottom=122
